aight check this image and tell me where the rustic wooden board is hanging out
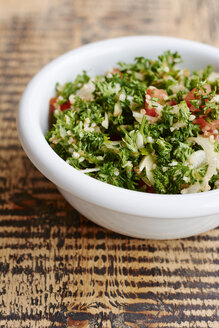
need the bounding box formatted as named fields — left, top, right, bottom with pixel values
left=0, top=0, right=219, bottom=327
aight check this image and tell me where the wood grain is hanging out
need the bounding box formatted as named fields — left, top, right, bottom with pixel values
left=0, top=0, right=219, bottom=327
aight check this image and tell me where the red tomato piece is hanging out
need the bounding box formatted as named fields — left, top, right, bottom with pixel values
left=194, top=117, right=219, bottom=135
left=145, top=107, right=157, bottom=117
left=193, top=117, right=207, bottom=129
left=167, top=99, right=177, bottom=106
left=145, top=87, right=168, bottom=117
left=185, top=84, right=211, bottom=112
left=60, top=101, right=71, bottom=111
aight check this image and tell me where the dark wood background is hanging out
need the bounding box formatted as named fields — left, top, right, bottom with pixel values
left=0, top=0, right=219, bottom=327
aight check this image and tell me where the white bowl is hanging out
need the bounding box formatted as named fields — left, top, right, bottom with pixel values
left=17, top=36, right=219, bottom=239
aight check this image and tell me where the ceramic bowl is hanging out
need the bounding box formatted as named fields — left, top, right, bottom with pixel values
left=17, top=36, right=219, bottom=239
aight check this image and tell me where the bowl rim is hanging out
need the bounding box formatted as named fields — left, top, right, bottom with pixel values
left=17, top=35, right=219, bottom=219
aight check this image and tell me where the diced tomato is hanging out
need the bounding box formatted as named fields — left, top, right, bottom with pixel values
left=145, top=107, right=157, bottom=117
left=194, top=117, right=219, bottom=135
left=60, top=101, right=71, bottom=111
left=49, top=97, right=57, bottom=113
left=145, top=87, right=168, bottom=117
left=167, top=99, right=177, bottom=106
left=49, top=98, right=71, bottom=113
left=146, top=87, right=168, bottom=103
left=193, top=117, right=207, bottom=129
left=185, top=84, right=211, bottom=112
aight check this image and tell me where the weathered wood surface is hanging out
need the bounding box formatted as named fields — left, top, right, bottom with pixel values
left=0, top=0, right=219, bottom=327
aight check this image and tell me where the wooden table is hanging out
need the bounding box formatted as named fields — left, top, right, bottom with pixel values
left=0, top=0, right=219, bottom=327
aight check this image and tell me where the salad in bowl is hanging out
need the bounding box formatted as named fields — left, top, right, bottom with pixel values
left=47, top=51, right=219, bottom=195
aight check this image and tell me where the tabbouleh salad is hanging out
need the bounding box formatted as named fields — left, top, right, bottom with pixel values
left=46, top=51, right=219, bottom=194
